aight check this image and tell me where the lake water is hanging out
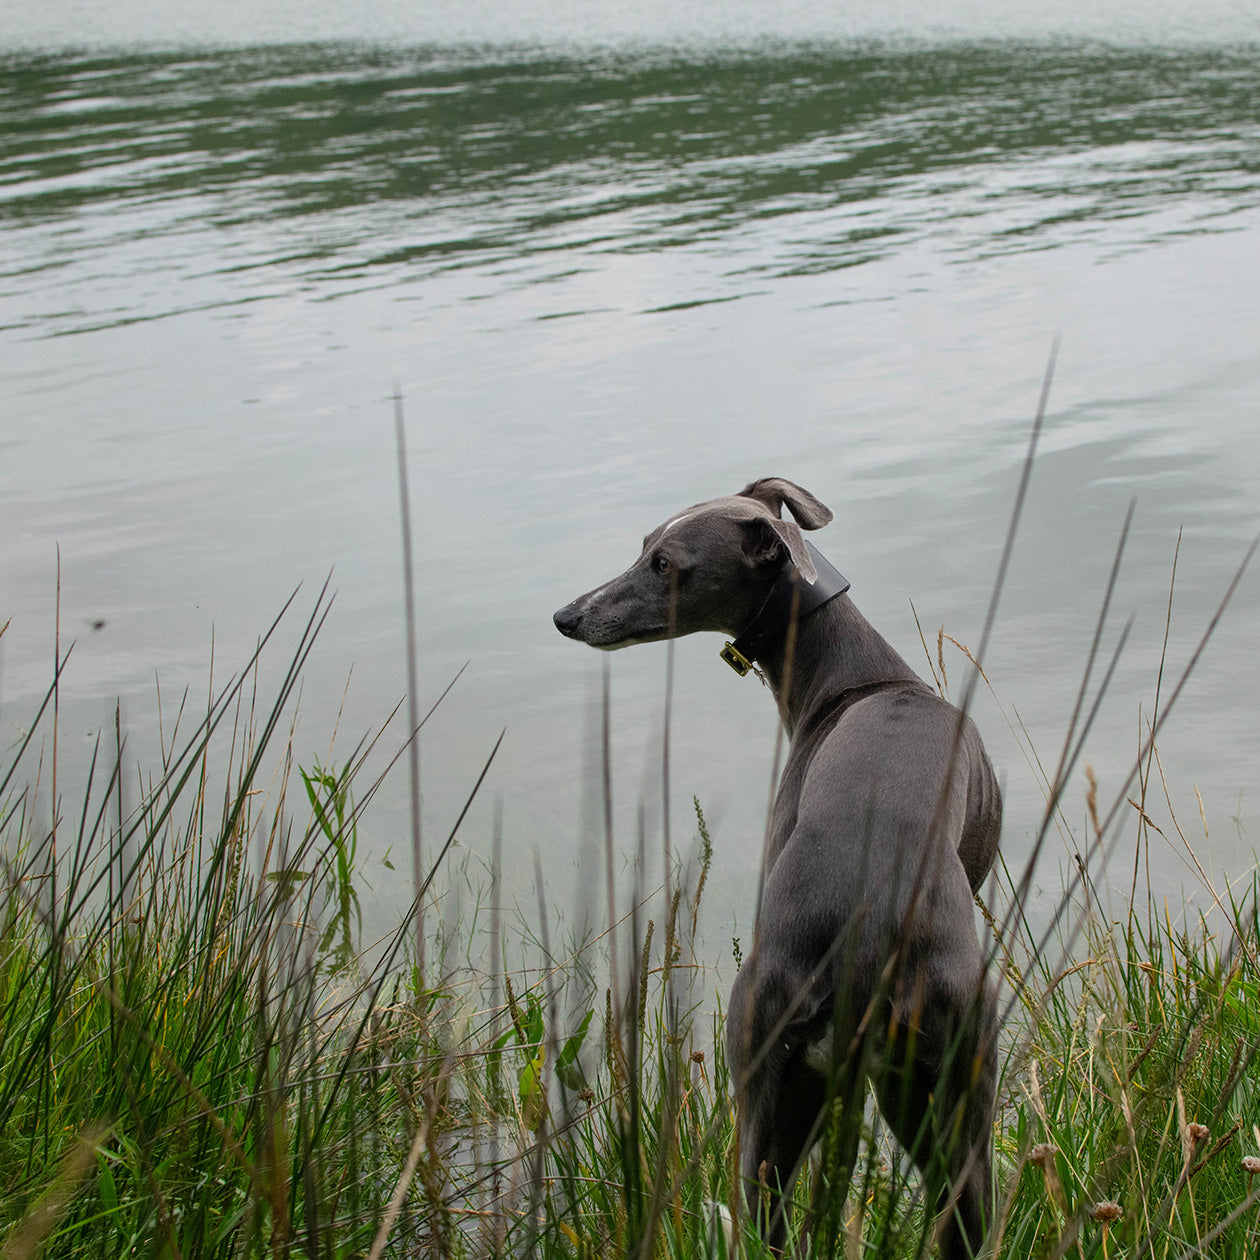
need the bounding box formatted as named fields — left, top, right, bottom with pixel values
left=2, top=3, right=1259, bottom=942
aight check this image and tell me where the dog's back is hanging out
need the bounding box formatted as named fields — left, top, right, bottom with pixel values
left=731, top=681, right=1000, bottom=1258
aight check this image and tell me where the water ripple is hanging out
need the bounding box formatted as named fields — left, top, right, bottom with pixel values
left=2, top=42, right=1258, bottom=335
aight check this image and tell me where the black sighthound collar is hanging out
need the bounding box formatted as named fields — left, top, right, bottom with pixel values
left=719, top=541, right=851, bottom=677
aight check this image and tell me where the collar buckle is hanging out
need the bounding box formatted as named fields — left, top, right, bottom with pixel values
left=720, top=642, right=754, bottom=676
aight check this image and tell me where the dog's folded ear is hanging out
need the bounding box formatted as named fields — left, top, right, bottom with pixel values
left=738, top=478, right=833, bottom=531
left=740, top=515, right=818, bottom=582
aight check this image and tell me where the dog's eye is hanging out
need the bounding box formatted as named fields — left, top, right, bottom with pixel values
left=654, top=553, right=673, bottom=575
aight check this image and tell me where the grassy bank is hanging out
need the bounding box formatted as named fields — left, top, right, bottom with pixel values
left=2, top=605, right=1258, bottom=1259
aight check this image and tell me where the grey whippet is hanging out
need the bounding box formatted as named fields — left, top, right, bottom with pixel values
left=553, top=478, right=1001, bottom=1258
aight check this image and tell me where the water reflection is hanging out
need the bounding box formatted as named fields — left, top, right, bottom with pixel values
left=3, top=42, right=1259, bottom=335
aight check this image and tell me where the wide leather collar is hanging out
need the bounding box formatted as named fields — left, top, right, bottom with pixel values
left=720, top=541, right=851, bottom=676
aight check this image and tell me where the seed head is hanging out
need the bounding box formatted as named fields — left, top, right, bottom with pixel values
left=1092, top=1201, right=1122, bottom=1224
left=690, top=1049, right=705, bottom=1064
left=1242, top=1155, right=1260, bottom=1176
left=1187, top=1122, right=1210, bottom=1145
left=1029, top=1142, right=1069, bottom=1217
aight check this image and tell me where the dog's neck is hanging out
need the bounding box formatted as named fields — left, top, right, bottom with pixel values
left=757, top=594, right=923, bottom=735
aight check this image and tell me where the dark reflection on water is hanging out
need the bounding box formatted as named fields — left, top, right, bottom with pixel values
left=3, top=42, right=1259, bottom=319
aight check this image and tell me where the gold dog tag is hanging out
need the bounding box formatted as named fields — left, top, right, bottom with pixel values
left=720, top=642, right=753, bottom=676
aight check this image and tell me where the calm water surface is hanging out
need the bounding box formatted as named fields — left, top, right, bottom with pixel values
left=2, top=28, right=1259, bottom=933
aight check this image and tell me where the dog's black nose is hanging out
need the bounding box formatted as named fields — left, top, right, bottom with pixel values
left=553, top=605, right=581, bottom=638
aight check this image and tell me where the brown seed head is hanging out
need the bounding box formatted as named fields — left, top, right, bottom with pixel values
left=1092, top=1201, right=1122, bottom=1224
left=1242, top=1154, right=1260, bottom=1176
left=690, top=1049, right=705, bottom=1064
left=1188, top=1122, right=1210, bottom=1145
left=1029, top=1143, right=1058, bottom=1167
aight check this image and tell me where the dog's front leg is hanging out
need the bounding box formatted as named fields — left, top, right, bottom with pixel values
left=727, top=964, right=831, bottom=1252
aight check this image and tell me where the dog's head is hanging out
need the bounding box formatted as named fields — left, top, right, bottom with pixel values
left=553, top=478, right=833, bottom=648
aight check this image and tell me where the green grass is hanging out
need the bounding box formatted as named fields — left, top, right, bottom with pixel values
left=2, top=599, right=1259, bottom=1259
left=990, top=877, right=1260, bottom=1259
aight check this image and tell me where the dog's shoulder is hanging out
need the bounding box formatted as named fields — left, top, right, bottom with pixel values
left=822, top=679, right=953, bottom=740
left=792, top=681, right=990, bottom=798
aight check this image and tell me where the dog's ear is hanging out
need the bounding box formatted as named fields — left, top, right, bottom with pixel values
left=740, top=516, right=818, bottom=582
left=738, top=478, right=833, bottom=530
